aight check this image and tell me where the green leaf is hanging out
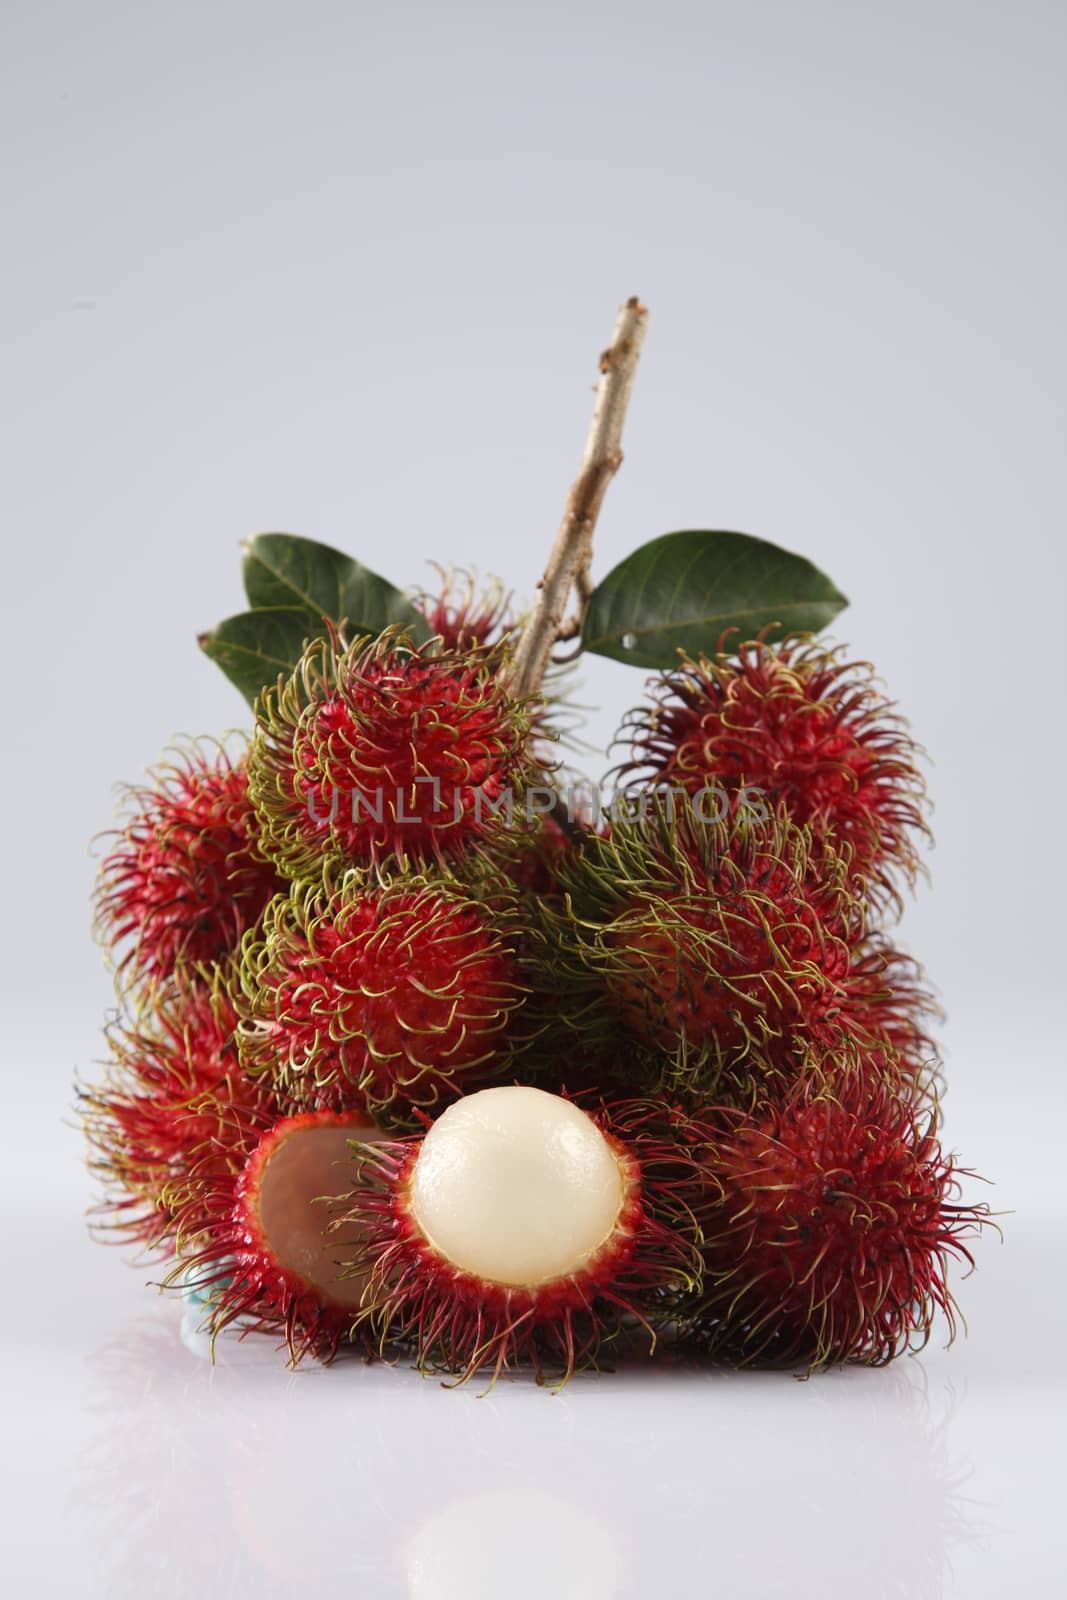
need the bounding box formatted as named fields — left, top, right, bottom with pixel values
left=198, top=608, right=314, bottom=707
left=581, top=530, right=848, bottom=668
left=241, top=532, right=430, bottom=641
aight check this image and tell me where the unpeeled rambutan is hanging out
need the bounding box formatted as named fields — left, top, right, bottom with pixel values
left=247, top=628, right=537, bottom=877
left=692, top=1075, right=989, bottom=1370
left=535, top=805, right=937, bottom=1105
left=413, top=567, right=514, bottom=652
left=81, top=968, right=274, bottom=1251
left=171, top=1108, right=386, bottom=1362
left=95, top=741, right=281, bottom=991
left=238, top=870, right=526, bottom=1119
left=537, top=806, right=856, bottom=1096
left=338, top=1085, right=703, bottom=1384
left=619, top=637, right=928, bottom=909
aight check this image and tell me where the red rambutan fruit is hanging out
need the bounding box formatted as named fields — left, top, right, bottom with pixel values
left=80, top=968, right=275, bottom=1252
left=247, top=628, right=537, bottom=877
left=413, top=567, right=514, bottom=652
left=238, top=871, right=526, bottom=1119
left=338, top=1085, right=703, bottom=1384
left=94, top=741, right=282, bottom=991
left=618, top=637, right=928, bottom=909
left=509, top=809, right=586, bottom=900
left=692, top=1076, right=989, bottom=1370
left=171, top=1108, right=387, bottom=1363
left=537, top=806, right=859, bottom=1094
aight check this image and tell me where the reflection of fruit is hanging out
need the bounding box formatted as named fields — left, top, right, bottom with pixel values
left=238, top=873, right=524, bottom=1118
left=73, top=1304, right=979, bottom=1599
left=407, top=1487, right=622, bottom=1600
left=342, top=1086, right=703, bottom=1383
left=620, top=637, right=928, bottom=909
left=248, top=629, right=536, bottom=875
left=95, top=739, right=280, bottom=990
left=694, top=1077, right=990, bottom=1370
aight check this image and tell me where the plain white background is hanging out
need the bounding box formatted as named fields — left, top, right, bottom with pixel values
left=2, top=2, right=1064, bottom=1594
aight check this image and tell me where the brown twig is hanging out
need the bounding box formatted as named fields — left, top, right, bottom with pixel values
left=505, top=296, right=648, bottom=698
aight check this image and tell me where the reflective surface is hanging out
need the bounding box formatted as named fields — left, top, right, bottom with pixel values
left=3, top=1141, right=1061, bottom=1598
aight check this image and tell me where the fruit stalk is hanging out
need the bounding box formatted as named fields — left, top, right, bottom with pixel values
left=506, top=295, right=648, bottom=698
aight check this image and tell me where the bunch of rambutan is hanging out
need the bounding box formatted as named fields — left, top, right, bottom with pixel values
left=82, top=302, right=990, bottom=1385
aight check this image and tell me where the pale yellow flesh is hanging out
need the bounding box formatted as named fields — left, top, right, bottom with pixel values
left=408, top=1086, right=624, bottom=1289
left=256, top=1123, right=378, bottom=1309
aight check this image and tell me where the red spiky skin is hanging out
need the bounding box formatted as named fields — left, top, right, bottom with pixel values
left=339, top=1100, right=703, bottom=1383
left=414, top=569, right=514, bottom=652
left=173, top=1110, right=378, bottom=1364
left=540, top=807, right=934, bottom=1104
left=248, top=631, right=533, bottom=877
left=510, top=812, right=584, bottom=900
left=607, top=845, right=852, bottom=1064
left=239, top=876, right=524, bottom=1118
left=621, top=638, right=928, bottom=908
left=95, top=743, right=281, bottom=990
left=82, top=973, right=275, bottom=1251
left=694, top=1080, right=988, bottom=1370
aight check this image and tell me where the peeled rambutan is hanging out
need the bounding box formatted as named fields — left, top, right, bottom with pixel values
left=413, top=567, right=514, bottom=652
left=238, top=870, right=526, bottom=1119
left=337, top=1085, right=703, bottom=1384
left=171, top=1108, right=387, bottom=1362
left=247, top=628, right=537, bottom=877
left=692, top=1075, right=989, bottom=1370
left=619, top=637, right=928, bottom=909
left=94, top=740, right=282, bottom=991
left=80, top=968, right=275, bottom=1251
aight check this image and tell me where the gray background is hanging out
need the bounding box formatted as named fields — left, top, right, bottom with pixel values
left=3, top=3, right=1065, bottom=1594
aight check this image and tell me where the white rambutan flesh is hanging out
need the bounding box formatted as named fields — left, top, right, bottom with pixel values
left=407, top=1085, right=625, bottom=1288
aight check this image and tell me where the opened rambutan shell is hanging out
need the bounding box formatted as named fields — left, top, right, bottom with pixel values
left=247, top=628, right=537, bottom=877
left=170, top=1109, right=387, bottom=1362
left=94, top=741, right=282, bottom=992
left=691, top=1077, right=989, bottom=1370
left=618, top=637, right=929, bottom=911
left=337, top=1085, right=703, bottom=1384
left=238, top=870, right=526, bottom=1118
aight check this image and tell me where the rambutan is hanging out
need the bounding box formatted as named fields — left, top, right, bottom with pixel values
left=537, top=805, right=860, bottom=1098
left=171, top=1108, right=387, bottom=1362
left=413, top=567, right=514, bottom=652
left=95, top=741, right=282, bottom=991
left=81, top=968, right=275, bottom=1252
left=247, top=628, right=537, bottom=877
left=509, top=809, right=585, bottom=900
left=238, top=870, right=526, bottom=1119
left=691, top=1076, right=989, bottom=1370
left=338, top=1085, right=703, bottom=1384
left=619, top=637, right=928, bottom=909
